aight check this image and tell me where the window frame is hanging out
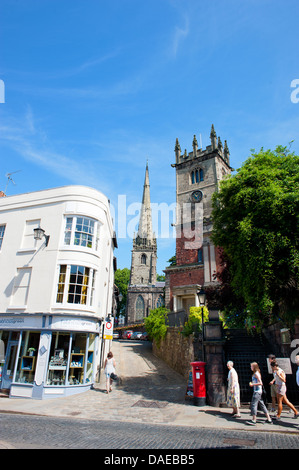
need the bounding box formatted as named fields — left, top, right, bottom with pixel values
left=136, top=295, right=145, bottom=320
left=191, top=168, right=204, bottom=185
left=0, top=224, right=6, bottom=250
left=11, top=267, right=32, bottom=307
left=156, top=295, right=165, bottom=308
left=55, top=264, right=97, bottom=308
left=63, top=215, right=100, bottom=251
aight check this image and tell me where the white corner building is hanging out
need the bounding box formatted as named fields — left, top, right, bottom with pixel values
left=0, top=185, right=117, bottom=399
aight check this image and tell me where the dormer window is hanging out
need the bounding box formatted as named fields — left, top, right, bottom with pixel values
left=191, top=168, right=204, bottom=184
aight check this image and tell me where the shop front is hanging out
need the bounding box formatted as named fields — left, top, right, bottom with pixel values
left=0, top=314, right=101, bottom=399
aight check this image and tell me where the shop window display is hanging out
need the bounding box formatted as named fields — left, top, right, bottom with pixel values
left=15, top=331, right=40, bottom=384
left=46, top=332, right=92, bottom=386
left=0, top=331, right=9, bottom=383
left=47, top=333, right=70, bottom=386
left=86, top=334, right=95, bottom=384
left=68, top=333, right=87, bottom=385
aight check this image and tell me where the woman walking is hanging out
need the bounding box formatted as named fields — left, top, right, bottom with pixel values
left=270, top=361, right=299, bottom=421
left=247, top=362, right=272, bottom=425
left=104, top=351, right=116, bottom=394
left=226, top=361, right=241, bottom=417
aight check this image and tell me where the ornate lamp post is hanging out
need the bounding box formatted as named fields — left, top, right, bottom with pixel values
left=197, top=286, right=206, bottom=362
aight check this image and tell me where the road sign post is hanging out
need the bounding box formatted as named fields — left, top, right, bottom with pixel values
left=103, top=318, right=114, bottom=340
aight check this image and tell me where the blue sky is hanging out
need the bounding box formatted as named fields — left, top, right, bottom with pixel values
left=1, top=0, right=299, bottom=274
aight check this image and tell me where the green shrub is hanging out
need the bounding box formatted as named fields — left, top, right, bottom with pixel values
left=181, top=306, right=209, bottom=337
left=144, top=307, right=169, bottom=347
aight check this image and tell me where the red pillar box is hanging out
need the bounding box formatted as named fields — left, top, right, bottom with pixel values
left=190, top=361, right=206, bottom=406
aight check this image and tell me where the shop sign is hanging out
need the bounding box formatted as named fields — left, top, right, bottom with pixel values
left=0, top=316, right=42, bottom=330
left=51, top=316, right=100, bottom=333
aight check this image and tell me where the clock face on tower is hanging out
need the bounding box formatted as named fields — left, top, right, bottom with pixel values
left=190, top=190, right=203, bottom=203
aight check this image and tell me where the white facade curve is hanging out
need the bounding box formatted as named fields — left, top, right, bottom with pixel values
left=0, top=185, right=117, bottom=399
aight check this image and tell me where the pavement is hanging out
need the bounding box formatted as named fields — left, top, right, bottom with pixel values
left=0, top=339, right=298, bottom=436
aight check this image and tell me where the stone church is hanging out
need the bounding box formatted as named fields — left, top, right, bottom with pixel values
left=126, top=163, right=165, bottom=324
left=164, top=125, right=232, bottom=313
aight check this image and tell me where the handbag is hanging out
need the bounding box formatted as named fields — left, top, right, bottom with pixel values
left=110, top=372, right=118, bottom=381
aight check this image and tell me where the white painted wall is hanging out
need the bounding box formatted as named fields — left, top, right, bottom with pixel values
left=0, top=186, right=115, bottom=320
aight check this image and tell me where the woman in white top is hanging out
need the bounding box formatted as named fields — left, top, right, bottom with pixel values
left=270, top=361, right=298, bottom=420
left=104, top=351, right=116, bottom=394
left=226, top=361, right=241, bottom=417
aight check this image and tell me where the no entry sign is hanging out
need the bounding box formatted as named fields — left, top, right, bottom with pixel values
left=103, top=318, right=114, bottom=340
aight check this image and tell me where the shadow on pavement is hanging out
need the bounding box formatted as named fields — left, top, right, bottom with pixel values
left=108, top=340, right=189, bottom=405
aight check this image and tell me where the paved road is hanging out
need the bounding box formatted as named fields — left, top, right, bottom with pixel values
left=0, top=413, right=298, bottom=449
left=0, top=339, right=299, bottom=451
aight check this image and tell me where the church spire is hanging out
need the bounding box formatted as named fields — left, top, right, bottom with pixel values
left=136, top=161, right=154, bottom=244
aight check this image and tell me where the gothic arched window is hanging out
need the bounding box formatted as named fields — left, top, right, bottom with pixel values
left=157, top=295, right=165, bottom=308
left=141, top=254, right=147, bottom=265
left=191, top=168, right=204, bottom=184
left=136, top=295, right=145, bottom=320
left=198, top=247, right=203, bottom=264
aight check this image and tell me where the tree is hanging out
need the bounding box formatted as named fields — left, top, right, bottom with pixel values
left=167, top=255, right=176, bottom=266
left=211, top=146, right=299, bottom=330
left=114, top=268, right=130, bottom=315
left=205, top=248, right=248, bottom=329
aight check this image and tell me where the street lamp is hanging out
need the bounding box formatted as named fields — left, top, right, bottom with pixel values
left=33, top=227, right=50, bottom=247
left=197, top=286, right=206, bottom=307
left=197, top=287, right=206, bottom=362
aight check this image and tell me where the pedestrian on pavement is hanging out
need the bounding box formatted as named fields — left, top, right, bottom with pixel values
left=104, top=351, right=116, bottom=394
left=268, top=354, right=278, bottom=413
left=247, top=362, right=272, bottom=426
left=226, top=361, right=241, bottom=417
left=295, top=355, right=299, bottom=388
left=270, top=361, right=299, bottom=421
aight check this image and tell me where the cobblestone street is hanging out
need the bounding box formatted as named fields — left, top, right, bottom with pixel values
left=0, top=413, right=299, bottom=449
left=0, top=339, right=299, bottom=450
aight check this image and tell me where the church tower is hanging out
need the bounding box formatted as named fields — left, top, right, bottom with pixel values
left=164, top=125, right=232, bottom=313
left=130, top=162, right=157, bottom=286
left=126, top=163, right=164, bottom=323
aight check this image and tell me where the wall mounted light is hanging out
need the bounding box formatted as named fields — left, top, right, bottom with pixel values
left=33, top=227, right=50, bottom=247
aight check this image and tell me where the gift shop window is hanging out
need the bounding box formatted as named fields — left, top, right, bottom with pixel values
left=68, top=333, right=88, bottom=385
left=46, top=333, right=93, bottom=386
left=46, top=333, right=70, bottom=386
left=15, top=331, right=40, bottom=384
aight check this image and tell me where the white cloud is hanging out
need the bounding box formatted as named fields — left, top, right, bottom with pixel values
left=171, top=16, right=190, bottom=58
left=0, top=110, right=109, bottom=192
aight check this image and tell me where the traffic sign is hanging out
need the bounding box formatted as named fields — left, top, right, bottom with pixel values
left=103, top=318, right=114, bottom=340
